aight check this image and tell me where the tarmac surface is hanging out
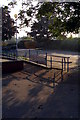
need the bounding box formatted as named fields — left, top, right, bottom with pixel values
left=2, top=50, right=80, bottom=118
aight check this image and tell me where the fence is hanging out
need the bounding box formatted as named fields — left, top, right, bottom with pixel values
left=2, top=49, right=72, bottom=83
left=2, top=49, right=71, bottom=72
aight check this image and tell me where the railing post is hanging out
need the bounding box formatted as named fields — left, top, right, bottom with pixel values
left=53, top=72, right=55, bottom=88
left=62, top=58, right=63, bottom=72
left=64, top=57, right=66, bottom=71
left=14, top=51, right=15, bottom=59
left=11, top=52, right=12, bottom=57
left=29, top=49, right=30, bottom=61
left=15, top=50, right=18, bottom=59
left=37, top=50, right=38, bottom=56
left=36, top=50, right=38, bottom=63
left=10, top=52, right=11, bottom=58
left=9, top=52, right=10, bottom=57
left=8, top=53, right=10, bottom=57
left=50, top=56, right=52, bottom=68
left=12, top=52, right=13, bottom=58
left=14, top=51, right=16, bottom=59
left=6, top=52, right=8, bottom=57
left=67, top=57, right=69, bottom=72
left=25, top=51, right=27, bottom=57
left=61, top=58, right=63, bottom=81
left=45, top=52, right=47, bottom=67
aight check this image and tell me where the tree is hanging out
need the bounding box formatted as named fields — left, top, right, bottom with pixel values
left=2, top=6, right=16, bottom=41
left=29, top=16, right=52, bottom=44
left=37, top=2, right=80, bottom=39
left=7, top=1, right=80, bottom=41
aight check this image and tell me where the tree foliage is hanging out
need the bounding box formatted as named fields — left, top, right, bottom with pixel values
left=17, top=1, right=41, bottom=29
left=7, top=1, right=80, bottom=42
left=29, top=16, right=52, bottom=44
left=2, top=6, right=16, bottom=41
left=37, top=2, right=80, bottom=39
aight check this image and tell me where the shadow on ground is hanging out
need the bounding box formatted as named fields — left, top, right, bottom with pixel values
left=2, top=62, right=79, bottom=119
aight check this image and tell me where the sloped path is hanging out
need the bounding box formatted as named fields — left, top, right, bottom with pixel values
left=2, top=62, right=79, bottom=118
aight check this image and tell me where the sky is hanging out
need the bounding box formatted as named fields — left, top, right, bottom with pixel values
left=0, top=0, right=39, bottom=38
left=0, top=0, right=79, bottom=38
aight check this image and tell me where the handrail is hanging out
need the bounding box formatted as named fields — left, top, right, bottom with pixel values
left=2, top=49, right=71, bottom=72
left=47, top=54, right=70, bottom=59
left=47, top=59, right=72, bottom=63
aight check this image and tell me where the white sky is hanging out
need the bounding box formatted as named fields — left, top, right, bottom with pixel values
left=0, top=0, right=79, bottom=38
left=0, top=0, right=39, bottom=38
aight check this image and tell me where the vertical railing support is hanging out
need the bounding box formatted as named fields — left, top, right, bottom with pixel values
left=50, top=56, right=52, bottom=68
left=64, top=57, right=66, bottom=71
left=67, top=57, right=69, bottom=72
left=25, top=51, right=27, bottom=57
left=53, top=72, right=55, bottom=88
left=62, top=58, right=63, bottom=71
left=45, top=52, right=47, bottom=67
left=61, top=58, right=63, bottom=81
left=37, top=50, right=38, bottom=56
left=15, top=50, right=17, bottom=60
left=36, top=50, right=38, bottom=63
left=12, top=52, right=13, bottom=58
left=29, top=49, right=30, bottom=61
left=8, top=53, right=10, bottom=57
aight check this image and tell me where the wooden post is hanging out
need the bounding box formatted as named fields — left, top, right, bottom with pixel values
left=67, top=57, right=69, bottom=72
left=50, top=56, right=52, bottom=68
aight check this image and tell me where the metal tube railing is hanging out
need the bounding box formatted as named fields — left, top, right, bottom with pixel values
left=2, top=49, right=71, bottom=72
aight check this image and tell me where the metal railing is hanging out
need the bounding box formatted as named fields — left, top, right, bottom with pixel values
left=2, top=49, right=71, bottom=72
left=2, top=49, right=72, bottom=83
